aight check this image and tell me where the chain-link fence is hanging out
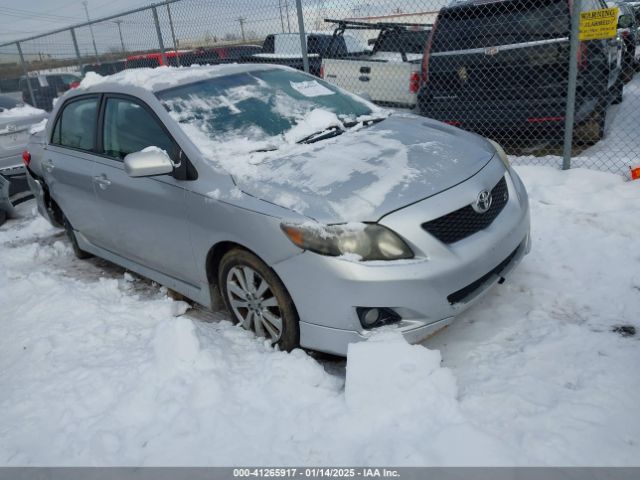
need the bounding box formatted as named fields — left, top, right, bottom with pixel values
left=1, top=0, right=638, bottom=177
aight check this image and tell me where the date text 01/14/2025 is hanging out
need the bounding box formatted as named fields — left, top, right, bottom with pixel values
left=233, top=468, right=401, bottom=478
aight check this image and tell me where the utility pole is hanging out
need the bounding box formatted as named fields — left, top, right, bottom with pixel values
left=166, top=1, right=179, bottom=64
left=285, top=0, right=291, bottom=33
left=113, top=19, right=125, bottom=54
left=278, top=0, right=285, bottom=33
left=237, top=17, right=246, bottom=42
left=82, top=0, right=100, bottom=64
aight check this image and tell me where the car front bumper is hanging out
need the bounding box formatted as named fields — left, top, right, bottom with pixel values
left=273, top=160, right=531, bottom=356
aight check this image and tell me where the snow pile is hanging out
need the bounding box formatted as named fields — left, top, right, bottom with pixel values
left=0, top=103, right=46, bottom=119
left=1, top=166, right=639, bottom=466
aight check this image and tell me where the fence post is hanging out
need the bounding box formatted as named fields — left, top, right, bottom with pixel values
left=562, top=0, right=581, bottom=170
left=295, top=0, right=309, bottom=73
left=165, top=1, right=179, bottom=65
left=152, top=6, right=167, bottom=66
left=16, top=42, right=36, bottom=107
left=70, top=28, right=83, bottom=73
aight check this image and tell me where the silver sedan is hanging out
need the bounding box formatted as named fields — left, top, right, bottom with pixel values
left=1, top=95, right=47, bottom=224
left=25, top=65, right=530, bottom=356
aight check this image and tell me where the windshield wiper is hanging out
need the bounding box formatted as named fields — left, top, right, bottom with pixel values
left=296, top=125, right=345, bottom=145
left=296, top=117, right=387, bottom=145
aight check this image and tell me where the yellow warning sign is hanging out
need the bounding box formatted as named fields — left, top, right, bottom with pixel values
left=579, top=7, right=619, bottom=41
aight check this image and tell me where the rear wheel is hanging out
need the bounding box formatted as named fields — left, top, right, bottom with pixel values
left=63, top=216, right=92, bottom=259
left=575, top=107, right=605, bottom=146
left=612, top=77, right=624, bottom=105
left=219, top=249, right=300, bottom=351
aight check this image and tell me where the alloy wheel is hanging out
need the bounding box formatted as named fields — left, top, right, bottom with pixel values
left=226, top=265, right=283, bottom=342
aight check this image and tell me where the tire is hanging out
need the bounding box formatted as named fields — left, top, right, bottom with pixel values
left=622, top=59, right=635, bottom=83
left=63, top=216, right=92, bottom=259
left=576, top=108, right=605, bottom=146
left=0, top=208, right=6, bottom=227
left=219, top=248, right=300, bottom=351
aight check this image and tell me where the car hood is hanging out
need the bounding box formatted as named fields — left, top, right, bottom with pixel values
left=233, top=114, right=496, bottom=223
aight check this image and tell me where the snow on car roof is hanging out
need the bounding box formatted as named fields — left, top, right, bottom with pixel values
left=77, top=64, right=286, bottom=93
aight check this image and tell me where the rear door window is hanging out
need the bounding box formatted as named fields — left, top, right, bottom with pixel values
left=102, top=97, right=175, bottom=161
left=51, top=96, right=99, bottom=151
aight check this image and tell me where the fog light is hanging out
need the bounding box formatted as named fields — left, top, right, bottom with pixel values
left=363, top=308, right=380, bottom=327
left=356, top=307, right=401, bottom=329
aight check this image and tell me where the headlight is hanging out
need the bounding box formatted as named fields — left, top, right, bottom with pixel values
left=280, top=222, right=414, bottom=261
left=488, top=139, right=510, bottom=169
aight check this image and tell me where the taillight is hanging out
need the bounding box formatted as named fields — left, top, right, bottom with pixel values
left=578, top=41, right=587, bottom=70
left=69, top=81, right=80, bottom=89
left=319, top=65, right=324, bottom=78
left=22, top=151, right=31, bottom=167
left=421, top=18, right=438, bottom=85
left=409, top=71, right=421, bottom=93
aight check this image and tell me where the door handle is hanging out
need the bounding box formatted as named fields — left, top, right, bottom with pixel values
left=43, top=159, right=54, bottom=173
left=93, top=174, right=111, bottom=190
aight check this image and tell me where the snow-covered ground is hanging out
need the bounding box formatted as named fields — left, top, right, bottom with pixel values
left=0, top=165, right=638, bottom=466
left=512, top=76, right=640, bottom=178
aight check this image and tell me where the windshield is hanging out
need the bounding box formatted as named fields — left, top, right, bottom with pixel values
left=157, top=68, right=374, bottom=149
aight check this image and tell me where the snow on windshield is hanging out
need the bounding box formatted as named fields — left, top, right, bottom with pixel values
left=159, top=69, right=382, bottom=152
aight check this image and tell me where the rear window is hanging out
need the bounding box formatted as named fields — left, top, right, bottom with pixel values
left=376, top=30, right=430, bottom=54
left=432, top=0, right=571, bottom=52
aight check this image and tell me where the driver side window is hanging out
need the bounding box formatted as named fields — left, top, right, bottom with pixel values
left=102, top=97, right=175, bottom=161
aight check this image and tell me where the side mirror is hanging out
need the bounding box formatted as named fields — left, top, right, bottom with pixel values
left=619, top=14, right=632, bottom=29
left=124, top=149, right=174, bottom=178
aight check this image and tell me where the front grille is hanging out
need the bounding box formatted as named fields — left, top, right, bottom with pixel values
left=422, top=176, right=509, bottom=244
left=447, top=245, right=520, bottom=305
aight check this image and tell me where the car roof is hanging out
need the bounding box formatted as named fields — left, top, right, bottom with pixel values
left=75, top=63, right=290, bottom=94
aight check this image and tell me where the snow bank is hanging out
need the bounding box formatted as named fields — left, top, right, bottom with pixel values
left=0, top=103, right=46, bottom=119
left=1, top=166, right=639, bottom=466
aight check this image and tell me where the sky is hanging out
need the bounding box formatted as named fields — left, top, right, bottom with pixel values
left=0, top=0, right=443, bottom=63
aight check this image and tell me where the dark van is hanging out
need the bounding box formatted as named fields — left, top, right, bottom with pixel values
left=418, top=0, right=629, bottom=145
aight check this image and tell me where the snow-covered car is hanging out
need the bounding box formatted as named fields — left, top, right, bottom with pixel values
left=24, top=65, right=530, bottom=356
left=0, top=95, right=47, bottom=225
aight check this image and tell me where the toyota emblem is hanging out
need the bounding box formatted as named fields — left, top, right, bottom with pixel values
left=473, top=190, right=493, bottom=213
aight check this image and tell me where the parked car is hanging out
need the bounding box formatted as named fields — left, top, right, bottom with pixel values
left=125, top=50, right=199, bottom=68
left=191, top=45, right=262, bottom=65
left=610, top=1, right=640, bottom=80
left=0, top=77, right=22, bottom=102
left=418, top=0, right=627, bottom=145
left=24, top=64, right=530, bottom=356
left=247, top=32, right=366, bottom=76
left=20, top=73, right=82, bottom=112
left=82, top=60, right=126, bottom=76
left=0, top=95, right=47, bottom=225
left=321, top=20, right=431, bottom=107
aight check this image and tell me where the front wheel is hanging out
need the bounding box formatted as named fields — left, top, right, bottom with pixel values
left=219, top=249, right=300, bottom=351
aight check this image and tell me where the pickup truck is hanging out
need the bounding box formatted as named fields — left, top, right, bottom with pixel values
left=320, top=20, right=431, bottom=108
left=246, top=32, right=366, bottom=77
